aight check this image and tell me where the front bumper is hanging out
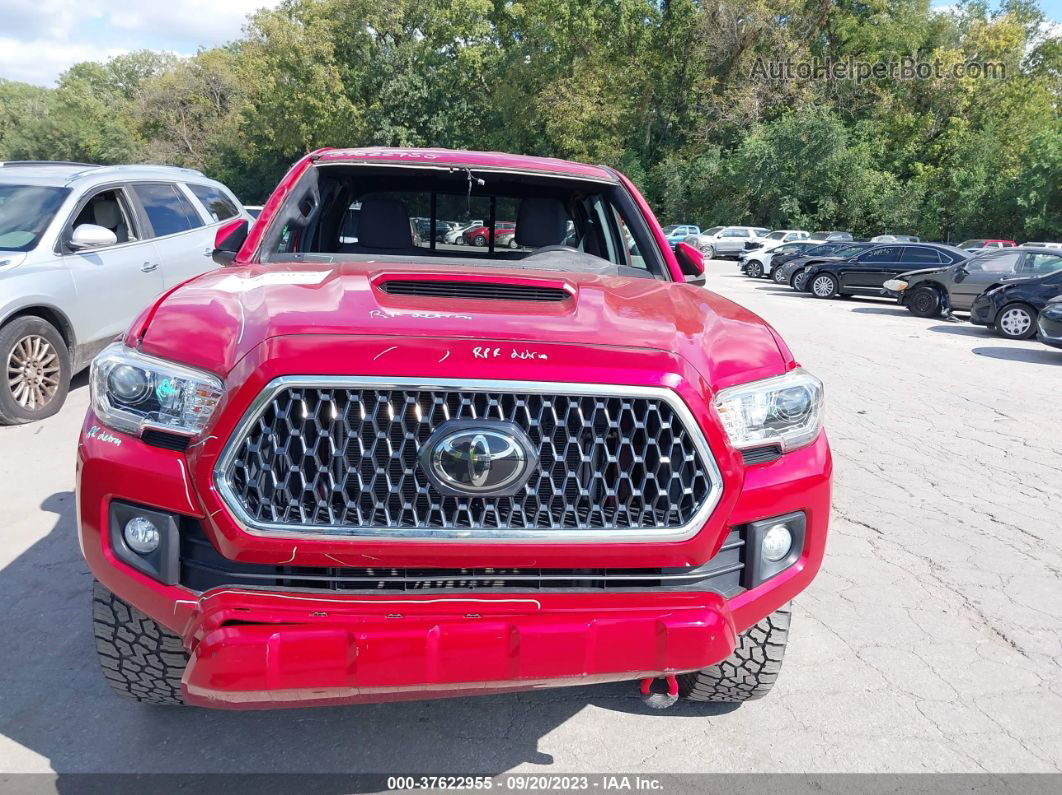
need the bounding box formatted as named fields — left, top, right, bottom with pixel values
left=76, top=339, right=831, bottom=709
left=180, top=590, right=734, bottom=708
left=1037, top=310, right=1062, bottom=348
left=969, top=296, right=995, bottom=325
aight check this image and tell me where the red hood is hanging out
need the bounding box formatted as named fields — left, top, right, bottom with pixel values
left=129, top=262, right=791, bottom=392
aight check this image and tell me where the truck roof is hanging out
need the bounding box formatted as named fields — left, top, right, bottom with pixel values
left=311, top=147, right=618, bottom=183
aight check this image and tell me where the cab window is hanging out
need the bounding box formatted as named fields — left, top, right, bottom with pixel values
left=67, top=188, right=138, bottom=247
left=900, top=247, right=945, bottom=264
left=971, top=251, right=1021, bottom=272
left=132, top=183, right=203, bottom=237
left=187, top=184, right=239, bottom=223
left=1024, top=253, right=1062, bottom=274
left=858, top=246, right=902, bottom=263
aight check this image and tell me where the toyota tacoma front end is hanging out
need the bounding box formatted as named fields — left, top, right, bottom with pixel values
left=78, top=148, right=831, bottom=709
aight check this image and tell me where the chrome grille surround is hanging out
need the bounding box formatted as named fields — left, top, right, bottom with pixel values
left=214, top=377, right=724, bottom=542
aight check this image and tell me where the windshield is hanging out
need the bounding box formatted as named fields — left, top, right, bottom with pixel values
left=260, top=164, right=669, bottom=280
left=766, top=231, right=786, bottom=240
left=0, top=185, right=70, bottom=251
left=959, top=239, right=986, bottom=248
left=661, top=225, right=678, bottom=234
left=703, top=226, right=723, bottom=235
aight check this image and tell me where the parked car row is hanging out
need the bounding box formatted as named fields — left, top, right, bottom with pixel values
left=736, top=238, right=1062, bottom=351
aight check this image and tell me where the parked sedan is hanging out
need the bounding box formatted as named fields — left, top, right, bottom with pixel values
left=1037, top=297, right=1062, bottom=349
left=885, top=247, right=1062, bottom=317
left=871, top=234, right=920, bottom=242
left=740, top=240, right=819, bottom=279
left=412, top=217, right=453, bottom=243
left=803, top=243, right=968, bottom=299
left=969, top=267, right=1062, bottom=340
left=761, top=229, right=810, bottom=244
left=463, top=221, right=516, bottom=246
left=809, top=230, right=854, bottom=242
left=773, top=242, right=873, bottom=290
left=445, top=220, right=483, bottom=244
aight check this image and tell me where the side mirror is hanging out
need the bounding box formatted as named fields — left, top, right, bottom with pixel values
left=675, top=242, right=706, bottom=286
left=70, top=224, right=117, bottom=250
left=212, top=218, right=249, bottom=266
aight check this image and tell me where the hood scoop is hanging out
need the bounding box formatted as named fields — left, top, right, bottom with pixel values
left=378, top=278, right=571, bottom=302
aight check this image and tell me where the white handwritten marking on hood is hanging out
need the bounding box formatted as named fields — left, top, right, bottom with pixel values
left=211, top=272, right=330, bottom=293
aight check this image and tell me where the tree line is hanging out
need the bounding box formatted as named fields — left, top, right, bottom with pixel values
left=0, top=0, right=1058, bottom=241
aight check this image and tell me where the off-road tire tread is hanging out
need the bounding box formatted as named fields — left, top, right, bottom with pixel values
left=92, top=581, right=187, bottom=705
left=679, top=604, right=791, bottom=703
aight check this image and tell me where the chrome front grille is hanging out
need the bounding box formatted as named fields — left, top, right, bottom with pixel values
left=215, top=377, right=722, bottom=541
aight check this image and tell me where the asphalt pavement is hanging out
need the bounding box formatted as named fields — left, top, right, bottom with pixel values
left=0, top=259, right=1059, bottom=775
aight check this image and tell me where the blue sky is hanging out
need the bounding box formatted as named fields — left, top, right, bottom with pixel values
left=1, top=0, right=1059, bottom=87
left=932, top=0, right=1061, bottom=18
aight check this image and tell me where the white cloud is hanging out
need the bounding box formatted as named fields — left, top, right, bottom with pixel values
left=0, top=38, right=128, bottom=86
left=102, top=0, right=274, bottom=43
left=0, top=0, right=279, bottom=87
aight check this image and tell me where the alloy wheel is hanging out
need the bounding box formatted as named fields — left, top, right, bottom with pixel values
left=812, top=275, right=835, bottom=297
left=772, top=268, right=787, bottom=284
left=7, top=334, right=60, bottom=410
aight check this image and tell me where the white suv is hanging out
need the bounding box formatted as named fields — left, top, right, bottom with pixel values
left=0, top=161, right=251, bottom=424
left=696, top=226, right=773, bottom=259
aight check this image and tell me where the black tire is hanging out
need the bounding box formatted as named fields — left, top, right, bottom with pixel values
left=790, top=269, right=807, bottom=290
left=508, top=238, right=519, bottom=249
left=92, top=581, right=187, bottom=706
left=907, top=285, right=942, bottom=318
left=472, top=234, right=487, bottom=247
left=995, top=303, right=1037, bottom=340
left=679, top=604, right=791, bottom=703
left=0, top=315, right=71, bottom=425
left=809, top=272, right=839, bottom=299
left=746, top=261, right=764, bottom=279
left=701, top=244, right=715, bottom=259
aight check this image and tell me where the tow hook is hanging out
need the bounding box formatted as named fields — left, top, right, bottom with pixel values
left=639, top=675, right=679, bottom=709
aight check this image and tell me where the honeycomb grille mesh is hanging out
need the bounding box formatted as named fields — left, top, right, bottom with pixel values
left=221, top=386, right=713, bottom=532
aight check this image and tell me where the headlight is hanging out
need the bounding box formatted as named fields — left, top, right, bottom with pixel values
left=90, top=343, right=223, bottom=437
left=713, top=368, right=824, bottom=452
left=883, top=279, right=908, bottom=292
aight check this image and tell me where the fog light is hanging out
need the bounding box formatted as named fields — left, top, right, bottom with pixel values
left=123, top=516, right=160, bottom=554
left=761, top=523, right=793, bottom=562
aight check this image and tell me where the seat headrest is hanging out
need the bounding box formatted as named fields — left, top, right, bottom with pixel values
left=515, top=197, right=569, bottom=248
left=92, top=200, right=122, bottom=229
left=357, top=197, right=412, bottom=250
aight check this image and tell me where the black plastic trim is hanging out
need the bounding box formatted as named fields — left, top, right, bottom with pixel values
left=109, top=501, right=181, bottom=585
left=741, top=445, right=783, bottom=465
left=179, top=519, right=747, bottom=597
left=141, top=429, right=191, bottom=452
left=742, top=511, right=806, bottom=589
left=379, top=280, right=570, bottom=302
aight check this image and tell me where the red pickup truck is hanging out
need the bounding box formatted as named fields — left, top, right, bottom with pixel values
left=78, top=147, right=831, bottom=710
